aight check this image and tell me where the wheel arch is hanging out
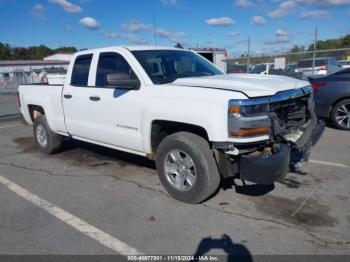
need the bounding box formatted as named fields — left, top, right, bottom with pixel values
left=28, top=104, right=45, bottom=122
left=330, top=96, right=350, bottom=117
left=148, top=120, right=210, bottom=158
left=27, top=104, right=57, bottom=132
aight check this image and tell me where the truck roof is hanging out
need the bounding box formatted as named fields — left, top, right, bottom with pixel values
left=124, top=45, right=183, bottom=51
left=75, top=46, right=185, bottom=56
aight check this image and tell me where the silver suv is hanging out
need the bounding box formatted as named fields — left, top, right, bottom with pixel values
left=296, top=57, right=340, bottom=79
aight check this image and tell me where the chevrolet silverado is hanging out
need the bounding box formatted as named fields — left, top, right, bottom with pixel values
left=18, top=46, right=324, bottom=203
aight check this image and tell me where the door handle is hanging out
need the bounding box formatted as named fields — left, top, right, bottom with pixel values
left=63, top=94, right=72, bottom=99
left=89, top=96, right=100, bottom=101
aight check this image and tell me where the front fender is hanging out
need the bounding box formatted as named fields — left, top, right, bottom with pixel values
left=141, top=99, right=227, bottom=154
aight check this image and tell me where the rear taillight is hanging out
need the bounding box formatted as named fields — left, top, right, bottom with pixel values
left=311, top=82, right=327, bottom=93
left=16, top=90, right=21, bottom=108
left=319, top=65, right=327, bottom=71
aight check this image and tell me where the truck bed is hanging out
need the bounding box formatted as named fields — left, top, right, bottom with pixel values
left=18, top=84, right=67, bottom=134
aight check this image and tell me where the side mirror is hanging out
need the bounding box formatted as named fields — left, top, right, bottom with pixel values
left=106, top=73, right=140, bottom=90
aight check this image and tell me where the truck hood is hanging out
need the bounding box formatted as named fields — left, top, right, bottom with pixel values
left=171, top=74, right=309, bottom=98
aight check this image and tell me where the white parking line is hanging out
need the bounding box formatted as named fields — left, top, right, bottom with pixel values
left=0, top=123, right=21, bottom=129
left=309, top=159, right=349, bottom=168
left=0, top=175, right=143, bottom=256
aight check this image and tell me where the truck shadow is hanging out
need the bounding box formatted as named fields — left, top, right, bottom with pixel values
left=64, top=140, right=277, bottom=196
left=222, top=178, right=275, bottom=196
left=62, top=139, right=156, bottom=169
left=13, top=136, right=306, bottom=193
left=64, top=140, right=275, bottom=196
left=66, top=139, right=274, bottom=196
left=191, top=234, right=252, bottom=262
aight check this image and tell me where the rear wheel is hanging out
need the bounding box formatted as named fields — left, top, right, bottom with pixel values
left=331, top=99, right=350, bottom=130
left=155, top=132, right=220, bottom=204
left=33, top=115, right=62, bottom=154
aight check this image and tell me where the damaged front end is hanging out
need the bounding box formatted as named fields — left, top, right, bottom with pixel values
left=268, top=86, right=325, bottom=162
left=214, top=86, right=325, bottom=184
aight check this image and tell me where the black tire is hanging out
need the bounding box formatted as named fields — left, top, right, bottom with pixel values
left=331, top=99, right=350, bottom=130
left=155, top=132, right=221, bottom=204
left=33, top=115, right=62, bottom=154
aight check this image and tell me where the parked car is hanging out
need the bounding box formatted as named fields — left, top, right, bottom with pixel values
left=250, top=63, right=274, bottom=74
left=18, top=46, right=324, bottom=203
left=338, top=60, right=350, bottom=69
left=295, top=57, right=340, bottom=79
left=309, top=68, right=350, bottom=130
left=227, top=64, right=248, bottom=74
left=269, top=68, right=303, bottom=80
left=285, top=63, right=297, bottom=73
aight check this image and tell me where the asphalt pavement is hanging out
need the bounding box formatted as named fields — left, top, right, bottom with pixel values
left=0, top=104, right=349, bottom=257
left=0, top=93, right=20, bottom=119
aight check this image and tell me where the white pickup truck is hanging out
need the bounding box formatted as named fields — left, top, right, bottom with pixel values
left=18, top=46, right=324, bottom=203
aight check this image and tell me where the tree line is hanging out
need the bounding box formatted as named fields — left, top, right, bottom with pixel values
left=0, top=43, right=78, bottom=60
left=290, top=34, right=350, bottom=53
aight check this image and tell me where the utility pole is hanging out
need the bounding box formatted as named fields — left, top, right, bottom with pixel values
left=247, top=36, right=250, bottom=73
left=312, top=26, right=318, bottom=76
left=152, top=12, right=157, bottom=47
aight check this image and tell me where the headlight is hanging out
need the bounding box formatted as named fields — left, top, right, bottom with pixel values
left=229, top=98, right=270, bottom=118
left=229, top=104, right=270, bottom=118
left=228, top=98, right=271, bottom=138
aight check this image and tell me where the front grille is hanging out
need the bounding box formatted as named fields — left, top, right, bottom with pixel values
left=269, top=94, right=310, bottom=132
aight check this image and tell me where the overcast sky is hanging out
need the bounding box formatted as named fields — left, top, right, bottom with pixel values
left=0, top=0, right=349, bottom=57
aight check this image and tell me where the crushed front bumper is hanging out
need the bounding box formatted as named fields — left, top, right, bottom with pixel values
left=240, top=144, right=290, bottom=184
left=213, top=119, right=325, bottom=184
left=240, top=119, right=325, bottom=184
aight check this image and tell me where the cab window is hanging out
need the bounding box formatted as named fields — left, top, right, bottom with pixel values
left=96, top=52, right=138, bottom=87
left=71, top=54, right=93, bottom=86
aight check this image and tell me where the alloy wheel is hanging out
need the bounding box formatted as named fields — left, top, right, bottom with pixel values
left=163, top=150, right=197, bottom=191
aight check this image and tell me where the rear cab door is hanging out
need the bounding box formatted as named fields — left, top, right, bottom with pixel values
left=62, top=48, right=146, bottom=154
left=62, top=52, right=94, bottom=139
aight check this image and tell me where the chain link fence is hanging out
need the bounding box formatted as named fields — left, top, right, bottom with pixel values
left=227, top=48, right=350, bottom=79
left=230, top=48, right=349, bottom=65
left=0, top=68, right=67, bottom=93
left=0, top=72, right=32, bottom=92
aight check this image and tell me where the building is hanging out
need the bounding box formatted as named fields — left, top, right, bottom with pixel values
left=0, top=58, right=70, bottom=89
left=44, top=53, right=73, bottom=61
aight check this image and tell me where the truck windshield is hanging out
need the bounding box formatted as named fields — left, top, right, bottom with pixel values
left=131, top=50, right=223, bottom=84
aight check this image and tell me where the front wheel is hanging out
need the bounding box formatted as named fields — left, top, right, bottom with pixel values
left=331, top=99, right=350, bottom=130
left=155, top=132, right=221, bottom=204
